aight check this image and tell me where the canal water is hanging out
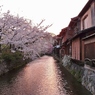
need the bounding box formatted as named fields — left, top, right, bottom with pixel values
left=0, top=56, right=92, bottom=95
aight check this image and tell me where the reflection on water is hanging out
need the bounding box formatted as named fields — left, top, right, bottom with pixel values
left=0, top=56, right=92, bottom=95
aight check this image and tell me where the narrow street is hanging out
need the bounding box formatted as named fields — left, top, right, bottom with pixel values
left=0, top=56, right=92, bottom=95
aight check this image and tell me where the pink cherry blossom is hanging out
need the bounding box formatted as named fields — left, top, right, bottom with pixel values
left=0, top=10, right=55, bottom=60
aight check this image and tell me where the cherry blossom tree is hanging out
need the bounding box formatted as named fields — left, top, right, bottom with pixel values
left=0, top=10, right=54, bottom=60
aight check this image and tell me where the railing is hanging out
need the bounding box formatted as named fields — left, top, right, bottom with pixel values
left=84, top=58, right=95, bottom=67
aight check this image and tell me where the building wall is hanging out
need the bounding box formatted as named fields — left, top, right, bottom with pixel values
left=72, top=37, right=80, bottom=60
left=91, top=2, right=95, bottom=26
left=81, top=6, right=92, bottom=30
left=81, top=40, right=85, bottom=61
left=83, top=36, right=95, bottom=59
left=62, top=34, right=66, bottom=43
left=68, top=29, right=74, bottom=38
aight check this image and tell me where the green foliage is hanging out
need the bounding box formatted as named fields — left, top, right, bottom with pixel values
left=70, top=70, right=81, bottom=83
left=75, top=71, right=81, bottom=83
left=1, top=47, right=24, bottom=69
left=70, top=70, right=76, bottom=75
left=2, top=51, right=23, bottom=64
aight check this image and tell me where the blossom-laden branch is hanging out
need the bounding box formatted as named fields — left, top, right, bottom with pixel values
left=0, top=10, right=54, bottom=60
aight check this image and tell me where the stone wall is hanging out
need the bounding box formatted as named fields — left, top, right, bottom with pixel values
left=62, top=55, right=95, bottom=95
left=0, top=60, right=26, bottom=76
left=62, top=55, right=84, bottom=82
left=82, top=66, right=95, bottom=95
left=0, top=62, right=9, bottom=76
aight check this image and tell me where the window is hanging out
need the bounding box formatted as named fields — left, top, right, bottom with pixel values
left=83, top=15, right=89, bottom=29
left=91, top=3, right=95, bottom=26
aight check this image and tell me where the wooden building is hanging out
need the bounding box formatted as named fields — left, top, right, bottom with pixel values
left=59, top=0, right=95, bottom=61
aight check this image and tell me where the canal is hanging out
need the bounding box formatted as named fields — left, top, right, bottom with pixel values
left=0, top=56, right=92, bottom=95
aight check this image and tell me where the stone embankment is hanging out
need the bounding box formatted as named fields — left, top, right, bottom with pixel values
left=0, top=60, right=26, bottom=76
left=0, top=62, right=9, bottom=76
left=62, top=55, right=95, bottom=95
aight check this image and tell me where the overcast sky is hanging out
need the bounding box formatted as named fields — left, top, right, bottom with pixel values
left=0, top=0, right=88, bottom=35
